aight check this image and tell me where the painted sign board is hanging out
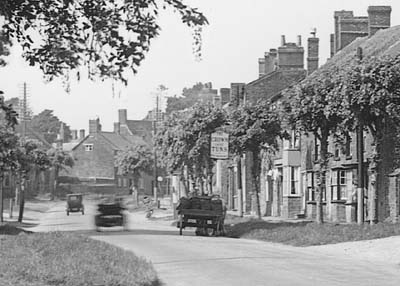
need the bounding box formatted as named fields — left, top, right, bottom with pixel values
left=210, top=131, right=229, bottom=159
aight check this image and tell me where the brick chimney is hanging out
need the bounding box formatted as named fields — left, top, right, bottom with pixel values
left=230, top=83, right=245, bottom=107
left=114, top=122, right=120, bottom=134
left=71, top=129, right=78, bottom=140
left=334, top=10, right=354, bottom=53
left=264, top=49, right=277, bottom=74
left=277, top=37, right=304, bottom=70
left=220, top=88, right=230, bottom=106
left=118, top=109, right=127, bottom=124
left=368, top=6, right=391, bottom=37
left=330, top=34, right=335, bottom=58
left=297, top=35, right=302, bottom=47
left=258, top=58, right=266, bottom=78
left=307, top=33, right=319, bottom=75
left=281, top=35, right=286, bottom=46
left=89, top=118, right=101, bottom=134
left=58, top=122, right=65, bottom=142
left=79, top=129, right=85, bottom=139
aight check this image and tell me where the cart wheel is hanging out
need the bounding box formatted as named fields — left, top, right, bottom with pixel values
left=81, top=209, right=84, bottom=215
left=67, top=211, right=69, bottom=216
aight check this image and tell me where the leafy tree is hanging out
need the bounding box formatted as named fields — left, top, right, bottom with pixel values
left=165, top=82, right=205, bottom=114
left=0, top=0, right=208, bottom=84
left=337, top=54, right=400, bottom=223
left=0, top=93, right=18, bottom=127
left=156, top=111, right=192, bottom=194
left=46, top=148, right=74, bottom=200
left=13, top=140, right=52, bottom=222
left=0, top=30, right=10, bottom=66
left=229, top=100, right=284, bottom=219
left=157, top=103, right=227, bottom=194
left=114, top=145, right=154, bottom=188
left=0, top=94, right=18, bottom=222
left=282, top=69, right=344, bottom=224
left=0, top=126, right=19, bottom=222
left=30, top=109, right=72, bottom=144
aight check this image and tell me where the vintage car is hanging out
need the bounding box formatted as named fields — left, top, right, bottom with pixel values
left=66, top=193, right=84, bottom=216
left=94, top=197, right=127, bottom=231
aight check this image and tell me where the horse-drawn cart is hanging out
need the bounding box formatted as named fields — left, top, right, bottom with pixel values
left=177, top=196, right=226, bottom=236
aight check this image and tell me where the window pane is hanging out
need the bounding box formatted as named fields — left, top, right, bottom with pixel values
left=332, top=186, right=338, bottom=200
left=340, top=186, right=347, bottom=200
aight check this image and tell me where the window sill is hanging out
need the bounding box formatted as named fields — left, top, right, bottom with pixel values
left=286, top=194, right=302, bottom=198
left=345, top=201, right=357, bottom=206
left=306, top=201, right=327, bottom=205
left=331, top=199, right=346, bottom=204
left=345, top=155, right=352, bottom=160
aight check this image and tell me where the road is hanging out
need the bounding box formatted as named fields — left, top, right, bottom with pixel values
left=31, top=200, right=400, bottom=286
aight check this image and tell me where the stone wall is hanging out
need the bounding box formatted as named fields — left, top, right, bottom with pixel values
left=282, top=196, right=302, bottom=218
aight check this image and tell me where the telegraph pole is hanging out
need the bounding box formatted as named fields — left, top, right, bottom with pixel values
left=18, top=82, right=29, bottom=223
left=356, top=47, right=365, bottom=225
left=153, top=94, right=159, bottom=207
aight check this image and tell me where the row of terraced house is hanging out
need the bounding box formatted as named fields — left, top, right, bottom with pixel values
left=171, top=5, right=400, bottom=223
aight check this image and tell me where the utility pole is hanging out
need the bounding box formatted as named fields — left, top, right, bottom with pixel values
left=153, top=92, right=159, bottom=207
left=356, top=47, right=364, bottom=225
left=18, top=82, right=29, bottom=223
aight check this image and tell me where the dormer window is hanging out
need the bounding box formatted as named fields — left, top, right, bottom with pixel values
left=85, top=144, right=94, bottom=151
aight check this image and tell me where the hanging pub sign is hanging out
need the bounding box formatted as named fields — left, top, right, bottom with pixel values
left=210, top=131, right=229, bottom=159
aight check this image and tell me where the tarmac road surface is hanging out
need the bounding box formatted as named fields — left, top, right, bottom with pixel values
left=31, top=200, right=400, bottom=286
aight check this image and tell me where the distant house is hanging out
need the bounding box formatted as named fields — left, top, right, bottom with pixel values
left=64, top=110, right=155, bottom=195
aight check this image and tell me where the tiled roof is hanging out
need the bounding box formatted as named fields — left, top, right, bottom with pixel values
left=61, top=140, right=83, bottom=152
left=100, top=132, right=132, bottom=150
left=126, top=120, right=153, bottom=134
left=310, top=26, right=400, bottom=78
left=125, top=120, right=153, bottom=144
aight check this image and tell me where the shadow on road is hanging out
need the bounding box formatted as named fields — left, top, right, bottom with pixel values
left=31, top=227, right=204, bottom=237
left=92, top=228, right=188, bottom=236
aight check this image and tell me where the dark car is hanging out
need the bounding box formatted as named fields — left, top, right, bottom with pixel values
left=66, top=194, right=84, bottom=216
left=94, top=198, right=126, bottom=231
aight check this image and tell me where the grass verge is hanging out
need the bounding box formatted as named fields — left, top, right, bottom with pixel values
left=225, top=219, right=400, bottom=246
left=0, top=225, right=161, bottom=286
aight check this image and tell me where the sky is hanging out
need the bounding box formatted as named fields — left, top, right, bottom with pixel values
left=1, top=0, right=400, bottom=132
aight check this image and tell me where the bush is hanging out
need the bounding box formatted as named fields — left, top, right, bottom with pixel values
left=0, top=232, right=161, bottom=286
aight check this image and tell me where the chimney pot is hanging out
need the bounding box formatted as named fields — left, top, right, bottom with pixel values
left=281, top=35, right=286, bottom=46
left=89, top=118, right=101, bottom=134
left=79, top=129, right=85, bottom=139
left=114, top=122, right=120, bottom=134
left=71, top=130, right=78, bottom=140
left=367, top=5, right=391, bottom=37
left=297, top=35, right=302, bottom=46
left=118, top=109, right=127, bottom=124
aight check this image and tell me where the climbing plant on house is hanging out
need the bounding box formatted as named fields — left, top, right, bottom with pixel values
left=229, top=100, right=285, bottom=219
left=337, top=54, right=400, bottom=223
left=282, top=68, right=344, bottom=224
